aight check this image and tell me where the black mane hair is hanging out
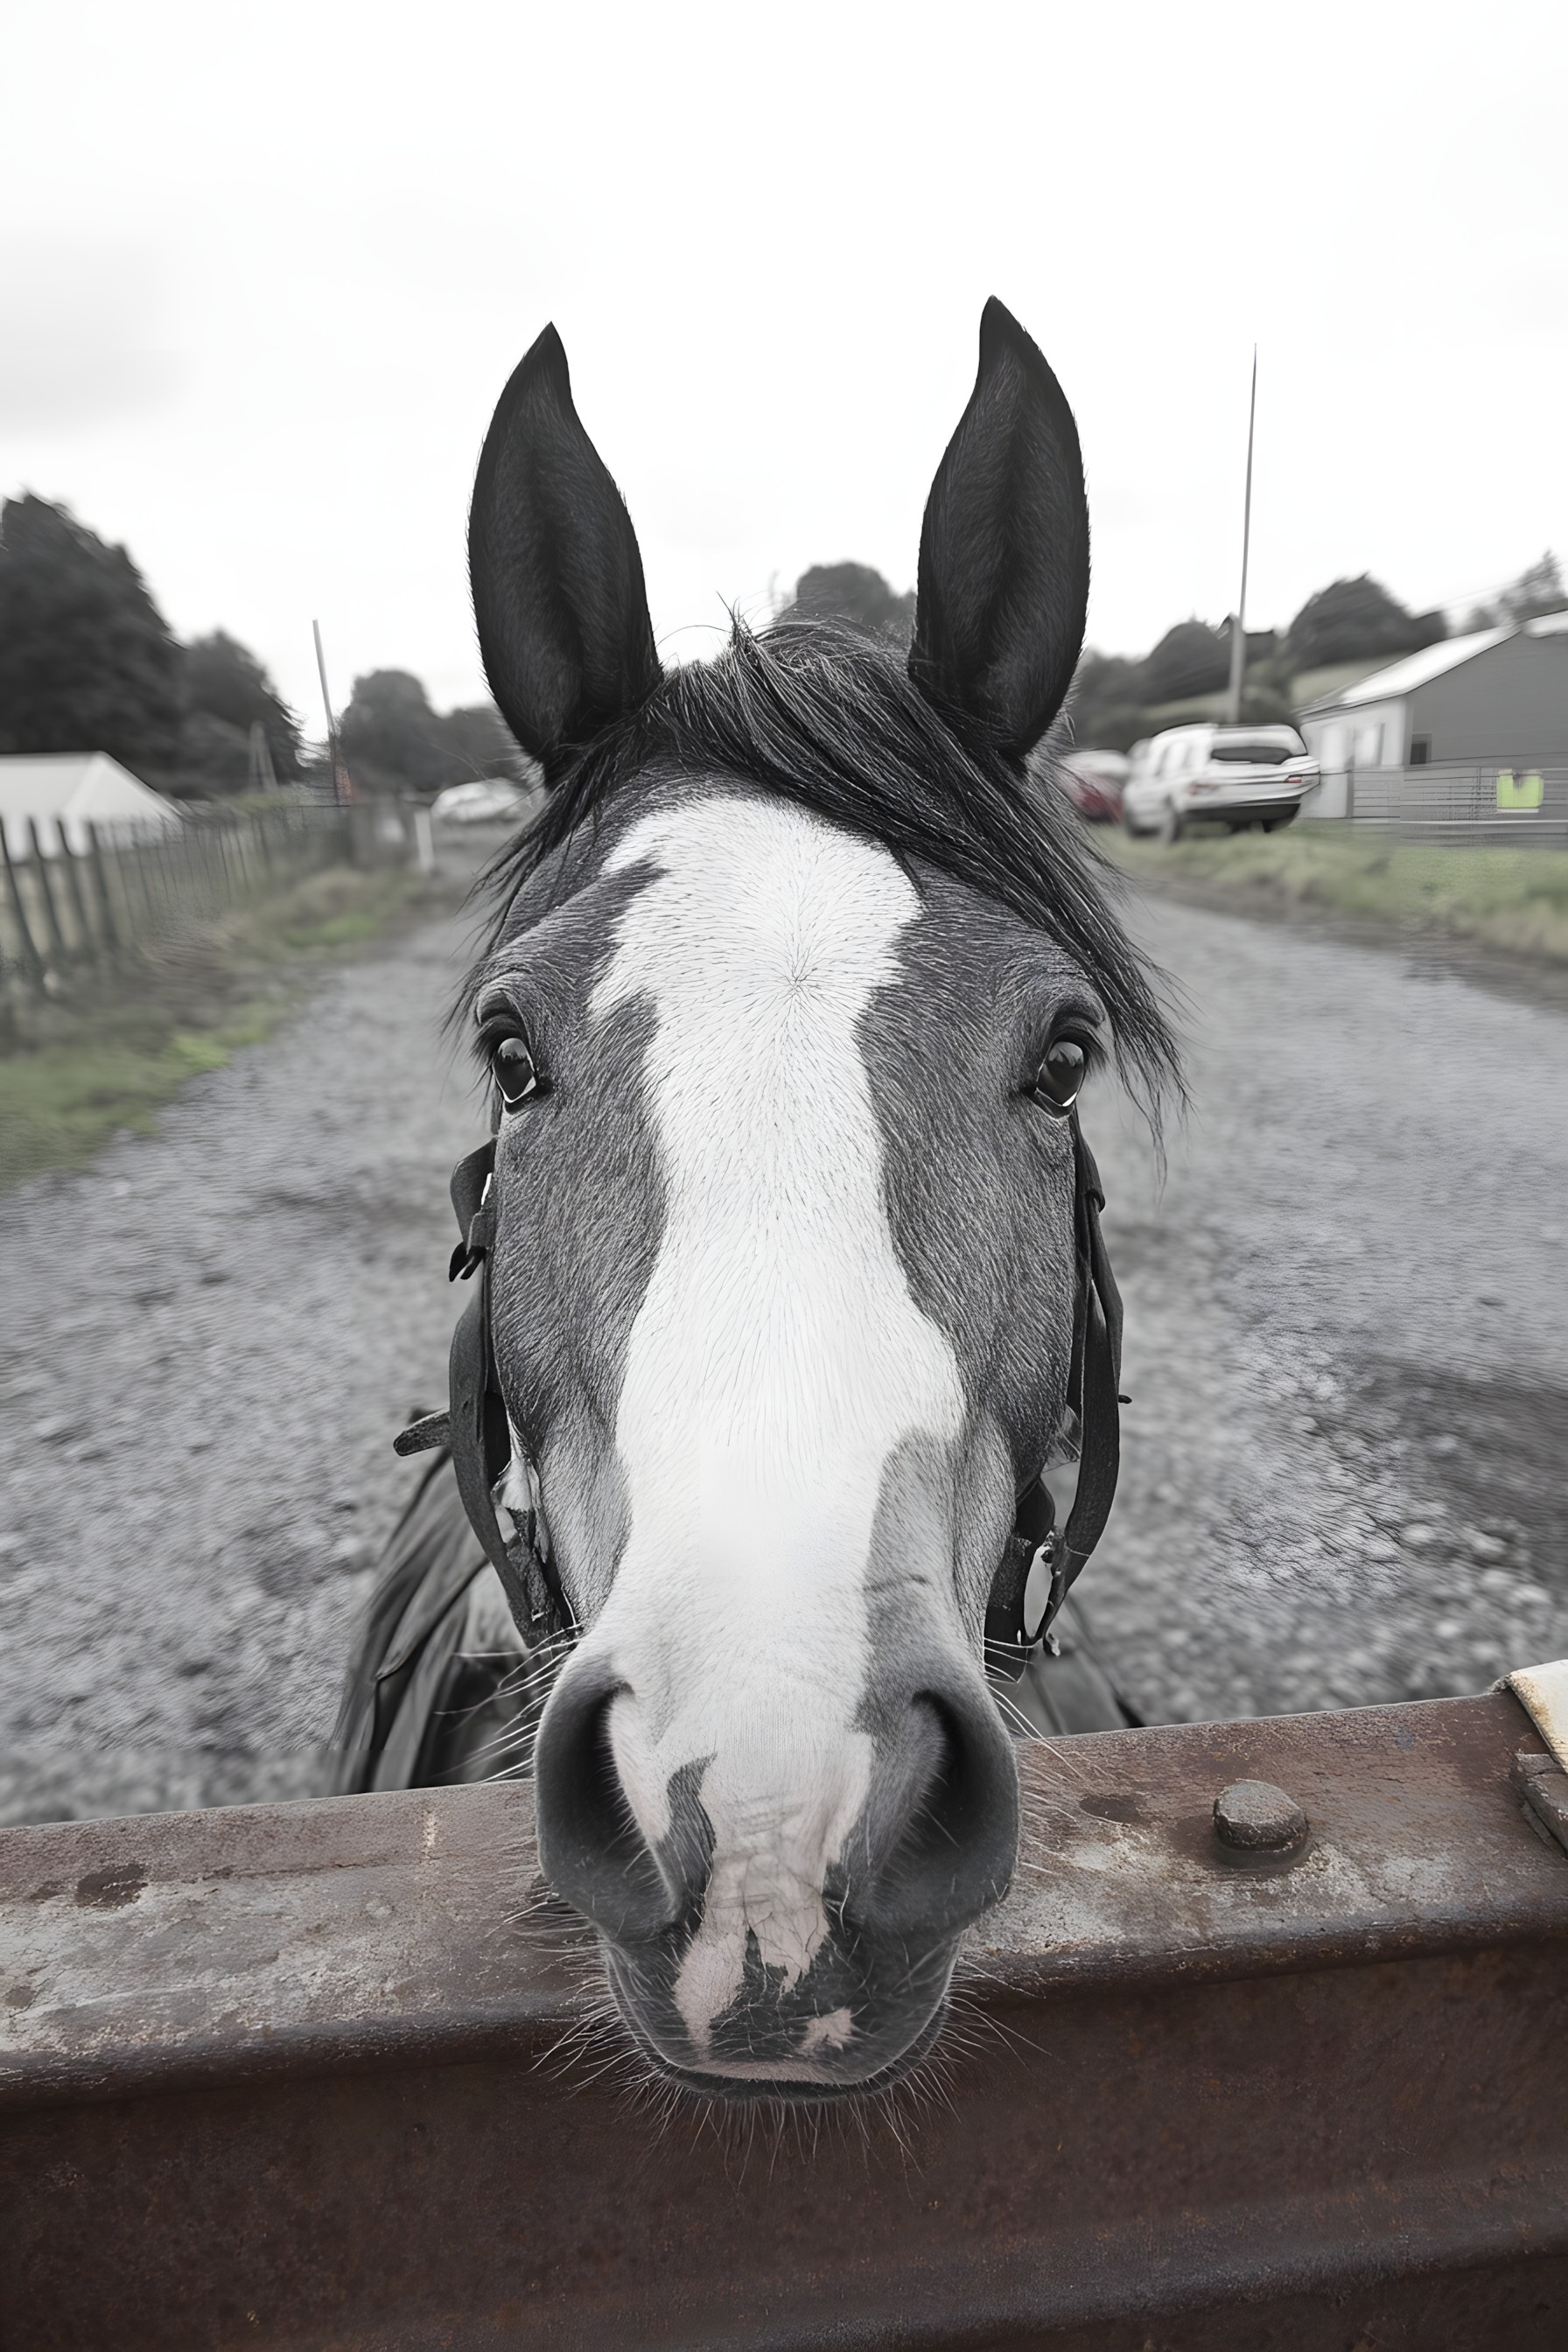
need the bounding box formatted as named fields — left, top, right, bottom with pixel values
left=473, top=618, right=1184, bottom=1123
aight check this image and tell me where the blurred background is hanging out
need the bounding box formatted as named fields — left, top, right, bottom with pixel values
left=2, top=0, right=1565, bottom=1824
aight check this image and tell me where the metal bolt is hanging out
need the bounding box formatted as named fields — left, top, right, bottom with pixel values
left=1214, top=1780, right=1308, bottom=1853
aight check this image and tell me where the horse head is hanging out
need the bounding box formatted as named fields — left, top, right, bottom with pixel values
left=457, top=303, right=1177, bottom=2096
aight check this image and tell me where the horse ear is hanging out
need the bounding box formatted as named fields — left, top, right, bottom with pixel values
left=469, top=326, right=662, bottom=771
left=909, top=298, right=1089, bottom=760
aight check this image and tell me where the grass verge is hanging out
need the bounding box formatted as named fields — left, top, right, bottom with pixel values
left=1, top=864, right=425, bottom=1191
left=1100, top=824, right=1568, bottom=966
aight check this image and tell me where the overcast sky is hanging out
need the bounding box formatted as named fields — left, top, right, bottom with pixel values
left=4, top=1, right=1564, bottom=730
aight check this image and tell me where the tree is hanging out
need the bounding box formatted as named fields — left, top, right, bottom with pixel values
left=438, top=702, right=529, bottom=784
left=780, top=562, right=915, bottom=643
left=1068, top=629, right=1296, bottom=752
left=182, top=632, right=301, bottom=778
left=1468, top=552, right=1565, bottom=630
left=0, top=495, right=185, bottom=772
left=164, top=713, right=254, bottom=798
left=1068, top=700, right=1151, bottom=754
left=339, top=669, right=452, bottom=794
left=1067, top=652, right=1145, bottom=749
left=1500, top=552, right=1564, bottom=620
left=338, top=671, right=529, bottom=795
left=1286, top=575, right=1446, bottom=670
left=1072, top=651, right=1144, bottom=709
left=1141, top=620, right=1229, bottom=703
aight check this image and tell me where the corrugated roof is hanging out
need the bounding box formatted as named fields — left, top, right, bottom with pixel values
left=1299, top=625, right=1514, bottom=712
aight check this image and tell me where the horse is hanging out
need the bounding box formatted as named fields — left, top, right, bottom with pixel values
left=335, top=299, right=1180, bottom=2102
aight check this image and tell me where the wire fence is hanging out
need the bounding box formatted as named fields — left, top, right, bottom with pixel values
left=1333, top=762, right=1568, bottom=847
left=0, top=802, right=366, bottom=996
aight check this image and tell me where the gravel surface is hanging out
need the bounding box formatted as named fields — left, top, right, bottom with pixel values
left=0, top=899, right=489, bottom=1826
left=3, top=875, right=1565, bottom=1824
left=1086, top=891, right=1568, bottom=1726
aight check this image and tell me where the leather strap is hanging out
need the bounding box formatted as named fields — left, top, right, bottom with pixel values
left=441, top=1138, right=574, bottom=1643
left=1060, top=1124, right=1124, bottom=1586
left=984, top=1116, right=1124, bottom=1679
left=403, top=1114, right=1123, bottom=1675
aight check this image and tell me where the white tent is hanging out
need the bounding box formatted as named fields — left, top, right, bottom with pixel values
left=0, top=752, right=182, bottom=859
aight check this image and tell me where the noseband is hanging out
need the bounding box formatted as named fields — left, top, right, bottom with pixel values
left=395, top=1118, right=1124, bottom=1682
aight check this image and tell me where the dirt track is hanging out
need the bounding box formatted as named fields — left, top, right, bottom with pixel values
left=1088, top=890, right=1568, bottom=1724
left=2, top=867, right=1565, bottom=1823
left=0, top=894, right=486, bottom=1825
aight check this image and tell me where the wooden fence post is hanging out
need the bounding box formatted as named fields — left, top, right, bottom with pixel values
left=85, top=823, right=122, bottom=953
left=56, top=827, right=96, bottom=961
left=124, top=834, right=156, bottom=937
left=26, top=820, right=69, bottom=963
left=156, top=829, right=182, bottom=925
left=131, top=831, right=157, bottom=938
left=198, top=819, right=224, bottom=912
left=1, top=823, right=46, bottom=989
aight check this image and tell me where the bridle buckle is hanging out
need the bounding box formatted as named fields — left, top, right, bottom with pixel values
left=1023, top=1530, right=1066, bottom=1656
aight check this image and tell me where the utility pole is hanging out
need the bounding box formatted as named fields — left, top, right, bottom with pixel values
left=312, top=619, right=350, bottom=804
left=1225, top=347, right=1258, bottom=726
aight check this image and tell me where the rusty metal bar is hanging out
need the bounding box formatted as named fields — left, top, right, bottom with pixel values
left=4, top=1688, right=1568, bottom=2349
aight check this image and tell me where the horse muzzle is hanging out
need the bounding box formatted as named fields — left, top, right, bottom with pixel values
left=531, top=1648, right=1019, bottom=2099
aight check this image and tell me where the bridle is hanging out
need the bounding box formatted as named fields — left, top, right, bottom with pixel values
left=395, top=1116, right=1124, bottom=1684
left=981, top=1116, right=1125, bottom=1676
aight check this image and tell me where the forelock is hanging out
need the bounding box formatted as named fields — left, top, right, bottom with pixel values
left=466, top=620, right=1184, bottom=1128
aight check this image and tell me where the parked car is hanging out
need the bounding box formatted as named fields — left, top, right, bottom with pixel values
left=1057, top=747, right=1129, bottom=822
left=430, top=778, right=534, bottom=825
left=1121, top=724, right=1319, bottom=843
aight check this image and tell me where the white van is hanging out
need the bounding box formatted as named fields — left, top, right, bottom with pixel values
left=1120, top=724, right=1319, bottom=843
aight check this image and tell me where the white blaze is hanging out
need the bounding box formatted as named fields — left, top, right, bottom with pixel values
left=588, top=794, right=968, bottom=2062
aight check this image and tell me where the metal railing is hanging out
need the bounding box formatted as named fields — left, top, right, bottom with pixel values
left=4, top=1684, right=1566, bottom=2348
left=1329, top=761, right=1568, bottom=845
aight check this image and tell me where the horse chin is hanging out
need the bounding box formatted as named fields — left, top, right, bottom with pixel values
left=623, top=2004, right=956, bottom=2107
left=597, top=1932, right=962, bottom=2105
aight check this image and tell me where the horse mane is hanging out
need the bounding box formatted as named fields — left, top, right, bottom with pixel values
left=474, top=617, right=1183, bottom=1125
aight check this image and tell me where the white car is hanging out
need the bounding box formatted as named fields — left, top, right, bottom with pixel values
left=430, top=778, right=534, bottom=825
left=1121, top=724, right=1319, bottom=843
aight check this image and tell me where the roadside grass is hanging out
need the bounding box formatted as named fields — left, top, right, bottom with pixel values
left=1100, top=824, right=1568, bottom=966
left=0, top=865, right=424, bottom=1191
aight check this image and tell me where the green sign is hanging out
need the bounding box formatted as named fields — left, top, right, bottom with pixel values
left=1495, top=769, right=1544, bottom=812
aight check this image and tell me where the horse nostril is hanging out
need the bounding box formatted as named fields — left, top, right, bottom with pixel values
left=847, top=1680, right=1019, bottom=1944
left=532, top=1663, right=677, bottom=1944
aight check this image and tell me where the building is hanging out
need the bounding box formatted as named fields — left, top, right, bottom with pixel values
left=0, top=752, right=182, bottom=859
left=1298, top=612, right=1568, bottom=819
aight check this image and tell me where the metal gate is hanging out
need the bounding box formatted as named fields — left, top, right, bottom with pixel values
left=4, top=1684, right=1568, bottom=2348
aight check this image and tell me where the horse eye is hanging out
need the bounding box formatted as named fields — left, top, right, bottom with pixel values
left=1034, top=1037, right=1087, bottom=1114
left=491, top=1035, right=539, bottom=1110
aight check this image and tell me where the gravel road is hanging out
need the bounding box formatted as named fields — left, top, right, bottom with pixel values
left=3, top=872, right=1565, bottom=1824
left=0, top=896, right=489, bottom=1827
left=1087, top=894, right=1568, bottom=1726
